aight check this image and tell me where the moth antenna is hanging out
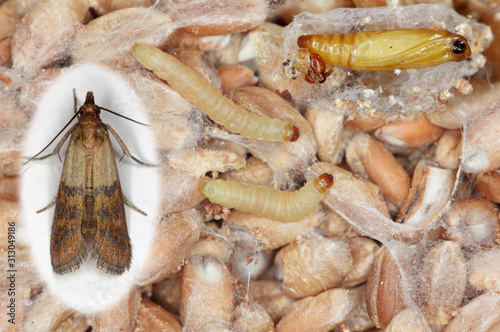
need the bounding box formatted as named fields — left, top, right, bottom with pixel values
left=97, top=106, right=151, bottom=127
left=73, top=89, right=78, bottom=113
left=24, top=111, right=80, bottom=165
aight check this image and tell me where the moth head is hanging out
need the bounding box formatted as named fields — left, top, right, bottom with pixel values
left=78, top=91, right=101, bottom=118
left=85, top=91, right=95, bottom=105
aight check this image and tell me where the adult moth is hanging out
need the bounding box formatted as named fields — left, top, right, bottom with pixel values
left=293, top=29, right=471, bottom=83
left=200, top=173, right=333, bottom=222
left=131, top=43, right=300, bottom=143
left=29, top=91, right=150, bottom=275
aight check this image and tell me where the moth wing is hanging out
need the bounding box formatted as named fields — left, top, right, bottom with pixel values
left=50, top=134, right=87, bottom=274
left=91, top=129, right=132, bottom=275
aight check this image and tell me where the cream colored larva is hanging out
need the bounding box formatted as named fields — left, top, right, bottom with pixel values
left=200, top=173, right=333, bottom=222
left=131, top=43, right=299, bottom=142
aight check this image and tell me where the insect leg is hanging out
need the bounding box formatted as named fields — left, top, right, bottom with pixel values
left=27, top=124, right=77, bottom=164
left=36, top=195, right=57, bottom=213
left=122, top=193, right=147, bottom=216
left=106, top=124, right=155, bottom=167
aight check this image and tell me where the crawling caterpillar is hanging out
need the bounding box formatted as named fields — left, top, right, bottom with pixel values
left=132, top=43, right=299, bottom=142
left=295, top=29, right=471, bottom=82
left=200, top=173, right=333, bottom=222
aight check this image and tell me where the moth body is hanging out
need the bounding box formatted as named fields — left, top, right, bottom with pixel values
left=41, top=92, right=133, bottom=275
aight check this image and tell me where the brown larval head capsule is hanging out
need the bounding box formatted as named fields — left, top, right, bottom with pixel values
left=284, top=124, right=300, bottom=142
left=314, top=173, right=334, bottom=193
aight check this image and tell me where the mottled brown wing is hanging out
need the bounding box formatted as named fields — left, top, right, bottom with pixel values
left=90, top=129, right=132, bottom=275
left=50, top=133, right=87, bottom=274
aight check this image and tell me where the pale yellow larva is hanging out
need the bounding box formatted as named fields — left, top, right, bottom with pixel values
left=200, top=173, right=333, bottom=222
left=131, top=43, right=299, bottom=142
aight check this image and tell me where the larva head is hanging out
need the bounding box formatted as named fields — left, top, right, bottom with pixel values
left=199, top=180, right=213, bottom=196
left=284, top=124, right=300, bottom=142
left=313, top=173, right=334, bottom=193
left=131, top=43, right=165, bottom=72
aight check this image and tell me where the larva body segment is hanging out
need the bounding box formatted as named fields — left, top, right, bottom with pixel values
left=131, top=43, right=299, bottom=142
left=200, top=173, right=333, bottom=222
left=298, top=29, right=471, bottom=71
